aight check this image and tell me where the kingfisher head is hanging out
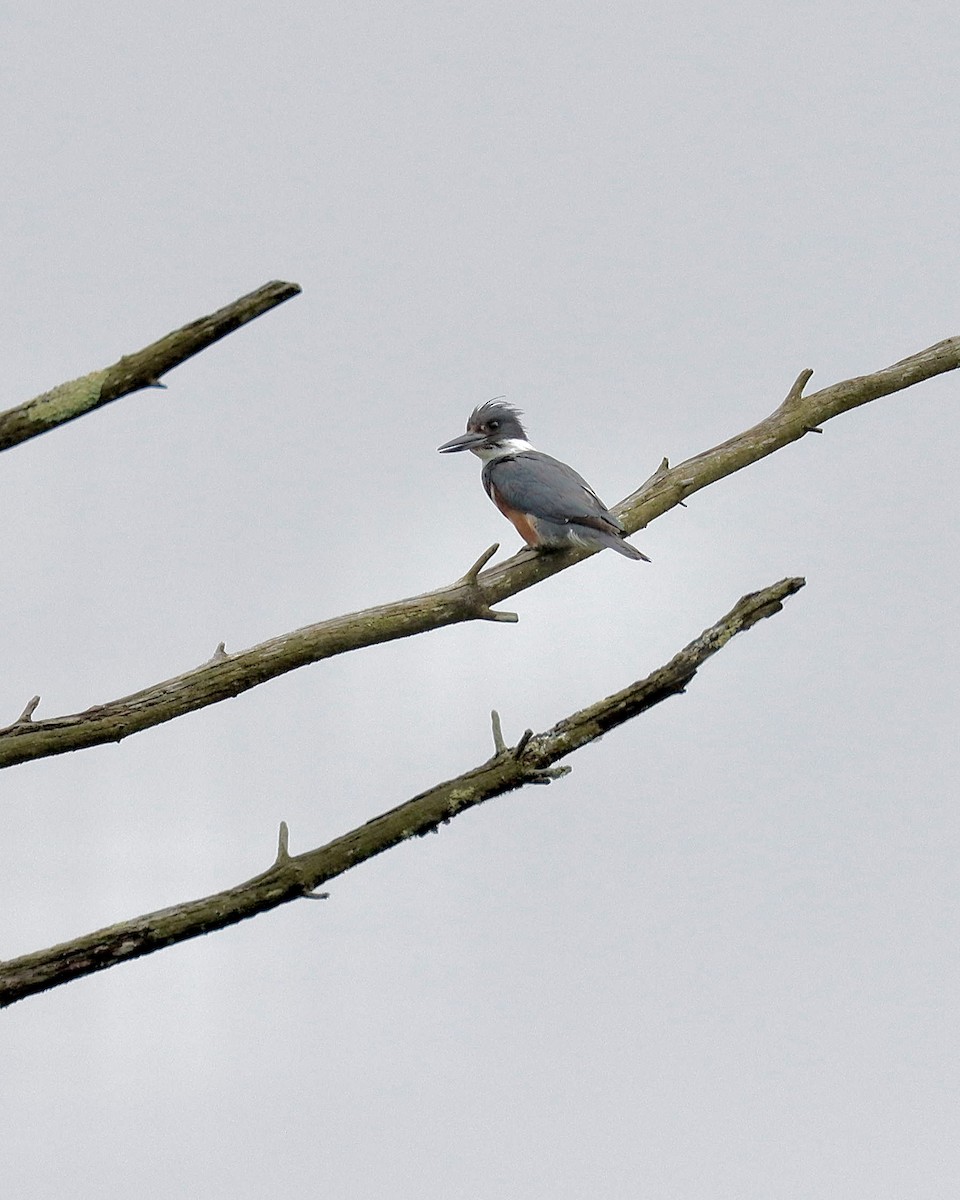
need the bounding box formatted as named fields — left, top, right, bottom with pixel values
left=437, top=400, right=532, bottom=459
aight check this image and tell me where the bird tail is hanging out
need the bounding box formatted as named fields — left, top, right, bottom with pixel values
left=570, top=526, right=650, bottom=561
left=609, top=535, right=650, bottom=562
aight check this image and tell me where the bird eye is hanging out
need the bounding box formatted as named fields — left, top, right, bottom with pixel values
left=487, top=420, right=500, bottom=431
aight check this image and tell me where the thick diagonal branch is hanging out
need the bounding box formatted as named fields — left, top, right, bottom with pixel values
left=1, top=334, right=956, bottom=769
left=0, top=281, right=301, bottom=452
left=0, top=576, right=804, bottom=1007
left=613, top=337, right=960, bottom=532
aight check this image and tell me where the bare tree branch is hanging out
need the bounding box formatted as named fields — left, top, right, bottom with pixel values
left=0, top=544, right=519, bottom=768
left=1, top=335, right=954, bottom=771
left=0, top=281, right=301, bottom=452
left=0, top=576, right=804, bottom=1008
left=615, top=336, right=960, bottom=535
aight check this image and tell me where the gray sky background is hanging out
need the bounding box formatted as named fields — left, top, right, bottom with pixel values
left=3, top=3, right=959, bottom=1197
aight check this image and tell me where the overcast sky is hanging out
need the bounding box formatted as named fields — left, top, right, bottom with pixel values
left=3, top=4, right=959, bottom=1197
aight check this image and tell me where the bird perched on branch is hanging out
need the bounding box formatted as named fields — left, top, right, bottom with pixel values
left=438, top=400, right=649, bottom=561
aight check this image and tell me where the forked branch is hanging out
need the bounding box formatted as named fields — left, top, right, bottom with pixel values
left=0, top=576, right=803, bottom=1007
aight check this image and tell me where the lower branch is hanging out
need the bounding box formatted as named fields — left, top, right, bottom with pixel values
left=0, top=576, right=803, bottom=1007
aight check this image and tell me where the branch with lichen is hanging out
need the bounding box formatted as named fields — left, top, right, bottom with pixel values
left=0, top=280, right=301, bottom=451
left=0, top=576, right=803, bottom=1008
left=1, top=334, right=956, bottom=770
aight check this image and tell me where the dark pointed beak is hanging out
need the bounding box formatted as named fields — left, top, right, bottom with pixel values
left=437, top=430, right=487, bottom=453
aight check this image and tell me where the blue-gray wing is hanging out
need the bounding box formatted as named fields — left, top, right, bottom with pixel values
left=483, top=452, right=625, bottom=535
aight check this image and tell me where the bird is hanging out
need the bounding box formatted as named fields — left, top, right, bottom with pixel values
left=438, top=400, right=649, bottom=561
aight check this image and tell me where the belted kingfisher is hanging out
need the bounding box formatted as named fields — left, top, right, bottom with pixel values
left=438, top=400, right=649, bottom=561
